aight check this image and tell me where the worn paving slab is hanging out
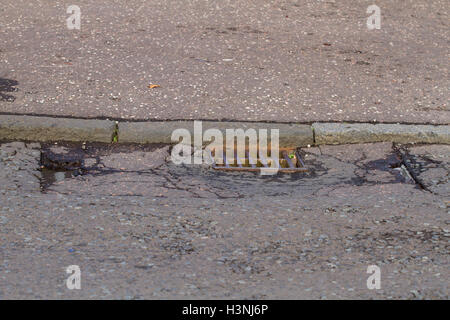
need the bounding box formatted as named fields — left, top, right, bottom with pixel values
left=0, top=141, right=448, bottom=299
left=0, top=0, right=448, bottom=123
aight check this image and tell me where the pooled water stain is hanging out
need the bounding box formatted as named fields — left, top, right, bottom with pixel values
left=39, top=167, right=78, bottom=191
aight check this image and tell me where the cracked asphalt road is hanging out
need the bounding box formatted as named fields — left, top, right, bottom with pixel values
left=0, top=141, right=448, bottom=299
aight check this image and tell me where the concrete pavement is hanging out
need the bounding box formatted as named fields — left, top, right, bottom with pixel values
left=0, top=0, right=448, bottom=123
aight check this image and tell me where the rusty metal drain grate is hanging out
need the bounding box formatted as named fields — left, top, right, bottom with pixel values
left=206, top=149, right=307, bottom=173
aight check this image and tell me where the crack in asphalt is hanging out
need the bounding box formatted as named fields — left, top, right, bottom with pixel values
left=393, top=143, right=431, bottom=193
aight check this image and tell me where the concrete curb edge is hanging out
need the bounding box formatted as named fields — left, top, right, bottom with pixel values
left=0, top=115, right=448, bottom=146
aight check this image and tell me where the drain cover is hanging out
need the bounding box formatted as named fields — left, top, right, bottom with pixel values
left=206, top=149, right=307, bottom=173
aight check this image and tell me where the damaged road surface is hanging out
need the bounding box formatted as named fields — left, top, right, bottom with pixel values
left=0, top=141, right=448, bottom=299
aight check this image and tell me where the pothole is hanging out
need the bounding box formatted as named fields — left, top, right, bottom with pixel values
left=39, top=147, right=86, bottom=191
left=38, top=142, right=168, bottom=191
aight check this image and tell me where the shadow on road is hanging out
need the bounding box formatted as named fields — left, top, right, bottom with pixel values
left=0, top=78, right=18, bottom=102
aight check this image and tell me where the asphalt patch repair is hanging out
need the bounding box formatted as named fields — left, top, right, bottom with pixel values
left=33, top=141, right=438, bottom=199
